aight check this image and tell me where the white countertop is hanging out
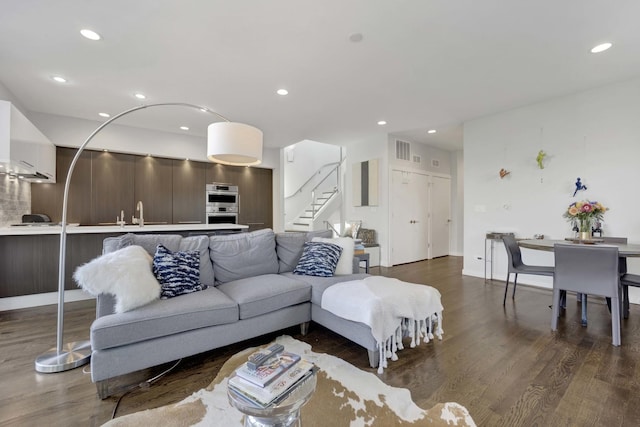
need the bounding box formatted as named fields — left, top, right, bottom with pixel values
left=0, top=223, right=248, bottom=236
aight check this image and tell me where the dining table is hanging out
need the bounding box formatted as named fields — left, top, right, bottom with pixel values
left=518, top=238, right=640, bottom=257
left=518, top=238, right=640, bottom=325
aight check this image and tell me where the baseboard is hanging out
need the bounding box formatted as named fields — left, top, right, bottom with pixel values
left=0, top=290, right=93, bottom=312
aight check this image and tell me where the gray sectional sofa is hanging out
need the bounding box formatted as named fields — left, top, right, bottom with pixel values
left=89, top=228, right=375, bottom=398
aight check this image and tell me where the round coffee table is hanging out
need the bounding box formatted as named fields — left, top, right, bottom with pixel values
left=227, top=371, right=317, bottom=427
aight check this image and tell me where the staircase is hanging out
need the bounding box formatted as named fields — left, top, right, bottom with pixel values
left=288, top=188, right=339, bottom=231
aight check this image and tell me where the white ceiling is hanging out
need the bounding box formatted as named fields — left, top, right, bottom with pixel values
left=2, top=1, right=640, bottom=152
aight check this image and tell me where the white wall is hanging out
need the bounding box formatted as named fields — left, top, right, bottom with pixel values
left=0, top=82, right=27, bottom=114
left=282, top=140, right=342, bottom=227
left=463, top=76, right=640, bottom=290
left=345, top=135, right=390, bottom=264
left=283, top=140, right=341, bottom=197
left=29, top=112, right=278, bottom=169
left=450, top=150, right=464, bottom=256
left=389, top=138, right=452, bottom=174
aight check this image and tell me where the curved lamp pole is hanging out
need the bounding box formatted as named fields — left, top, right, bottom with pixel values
left=34, top=102, right=251, bottom=373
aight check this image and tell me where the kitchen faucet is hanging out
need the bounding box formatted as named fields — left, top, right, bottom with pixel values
left=116, top=210, right=126, bottom=228
left=132, top=201, right=144, bottom=227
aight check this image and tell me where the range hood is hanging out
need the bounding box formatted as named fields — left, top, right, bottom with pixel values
left=0, top=100, right=56, bottom=183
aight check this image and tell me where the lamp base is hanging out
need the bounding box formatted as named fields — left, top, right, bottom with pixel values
left=35, top=340, right=91, bottom=373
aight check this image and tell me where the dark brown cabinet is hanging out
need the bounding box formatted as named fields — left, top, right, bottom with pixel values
left=238, top=167, right=273, bottom=231
left=205, top=164, right=272, bottom=231
left=31, top=147, right=272, bottom=228
left=92, top=151, right=135, bottom=224
left=173, top=159, right=206, bottom=223
left=31, top=147, right=92, bottom=224
left=134, top=156, right=173, bottom=223
left=0, top=235, right=60, bottom=296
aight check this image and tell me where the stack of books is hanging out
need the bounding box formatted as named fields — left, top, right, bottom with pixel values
left=354, top=238, right=365, bottom=255
left=228, top=349, right=316, bottom=408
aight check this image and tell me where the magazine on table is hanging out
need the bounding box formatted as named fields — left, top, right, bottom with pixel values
left=229, top=359, right=316, bottom=408
left=235, top=351, right=301, bottom=387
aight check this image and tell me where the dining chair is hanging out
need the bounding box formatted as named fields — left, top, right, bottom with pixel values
left=552, top=244, right=621, bottom=346
left=577, top=237, right=627, bottom=315
left=620, top=272, right=640, bottom=319
left=501, top=235, right=554, bottom=306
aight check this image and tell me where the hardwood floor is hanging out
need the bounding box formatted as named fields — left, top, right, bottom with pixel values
left=2, top=256, right=639, bottom=426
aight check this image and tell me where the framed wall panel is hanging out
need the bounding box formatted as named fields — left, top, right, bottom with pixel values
left=353, top=159, right=379, bottom=206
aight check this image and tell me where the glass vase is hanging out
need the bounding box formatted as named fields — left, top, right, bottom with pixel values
left=578, top=217, right=592, bottom=240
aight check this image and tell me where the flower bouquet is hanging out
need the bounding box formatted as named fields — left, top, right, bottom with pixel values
left=563, top=200, right=608, bottom=239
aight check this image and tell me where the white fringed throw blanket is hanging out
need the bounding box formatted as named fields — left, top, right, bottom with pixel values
left=321, top=276, right=443, bottom=373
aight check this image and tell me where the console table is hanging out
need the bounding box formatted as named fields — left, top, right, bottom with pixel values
left=484, top=232, right=514, bottom=282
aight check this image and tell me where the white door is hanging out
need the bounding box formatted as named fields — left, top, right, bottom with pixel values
left=391, top=170, right=429, bottom=265
left=430, top=176, right=451, bottom=258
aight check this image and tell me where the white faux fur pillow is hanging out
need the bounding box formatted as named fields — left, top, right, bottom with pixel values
left=312, top=237, right=355, bottom=275
left=73, top=245, right=161, bottom=313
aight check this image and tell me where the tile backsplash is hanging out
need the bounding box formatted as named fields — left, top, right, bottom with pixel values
left=0, top=175, right=31, bottom=226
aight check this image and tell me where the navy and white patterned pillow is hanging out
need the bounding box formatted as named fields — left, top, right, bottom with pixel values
left=153, top=244, right=204, bottom=299
left=293, top=242, right=343, bottom=277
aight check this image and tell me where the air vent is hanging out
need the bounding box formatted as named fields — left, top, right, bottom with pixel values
left=413, top=155, right=421, bottom=164
left=432, top=159, right=440, bottom=168
left=395, top=140, right=411, bottom=161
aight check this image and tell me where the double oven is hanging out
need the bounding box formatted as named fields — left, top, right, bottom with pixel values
left=206, top=183, right=239, bottom=224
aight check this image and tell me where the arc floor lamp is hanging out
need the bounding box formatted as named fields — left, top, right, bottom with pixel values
left=35, top=102, right=263, bottom=372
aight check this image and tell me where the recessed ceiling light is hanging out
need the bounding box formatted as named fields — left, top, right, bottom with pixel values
left=134, top=93, right=146, bottom=99
left=103, top=149, right=109, bottom=152
left=52, top=76, right=67, bottom=83
left=428, top=129, right=437, bottom=134
left=277, top=89, right=289, bottom=96
left=591, top=42, right=612, bottom=53
left=35, top=180, right=42, bottom=183
left=377, top=120, right=387, bottom=126
left=80, top=29, right=101, bottom=41
left=349, top=33, right=364, bottom=43
left=98, top=112, right=110, bottom=118
left=180, top=126, right=189, bottom=130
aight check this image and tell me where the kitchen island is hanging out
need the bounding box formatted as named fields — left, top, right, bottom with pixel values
left=0, top=223, right=247, bottom=310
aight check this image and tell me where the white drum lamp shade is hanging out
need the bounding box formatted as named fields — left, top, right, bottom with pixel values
left=207, top=122, right=263, bottom=166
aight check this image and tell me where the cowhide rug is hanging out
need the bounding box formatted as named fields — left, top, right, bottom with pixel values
left=103, top=336, right=476, bottom=426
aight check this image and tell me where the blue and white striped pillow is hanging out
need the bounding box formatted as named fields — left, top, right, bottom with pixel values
left=153, top=244, right=204, bottom=299
left=293, top=241, right=343, bottom=277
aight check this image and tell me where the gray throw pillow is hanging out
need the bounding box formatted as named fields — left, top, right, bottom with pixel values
left=276, top=232, right=307, bottom=273
left=113, top=233, right=183, bottom=255
left=209, top=229, right=279, bottom=284
left=180, top=235, right=215, bottom=287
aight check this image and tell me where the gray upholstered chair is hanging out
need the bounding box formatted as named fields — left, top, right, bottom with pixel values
left=501, top=235, right=554, bottom=305
left=620, top=272, right=640, bottom=319
left=578, top=237, right=627, bottom=315
left=552, top=244, right=622, bottom=346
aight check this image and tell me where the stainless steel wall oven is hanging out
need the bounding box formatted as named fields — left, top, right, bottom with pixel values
left=206, top=183, right=238, bottom=224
